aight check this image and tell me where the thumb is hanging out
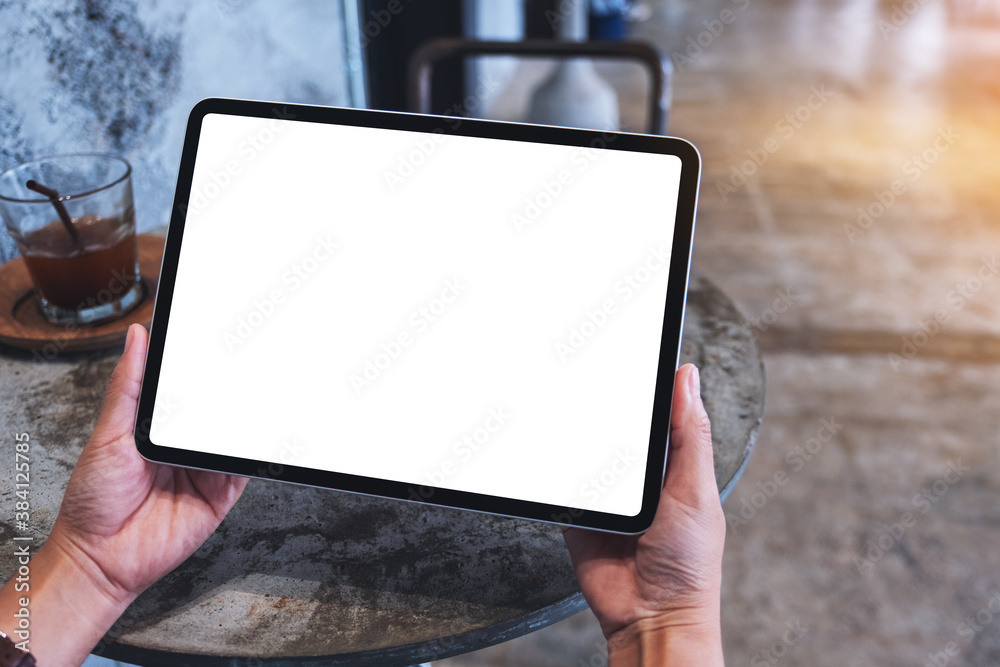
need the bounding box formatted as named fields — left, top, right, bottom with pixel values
left=663, top=364, right=718, bottom=509
left=91, top=323, right=149, bottom=442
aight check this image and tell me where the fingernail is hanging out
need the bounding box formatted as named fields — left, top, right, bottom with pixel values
left=688, top=365, right=701, bottom=398
left=124, top=323, right=135, bottom=354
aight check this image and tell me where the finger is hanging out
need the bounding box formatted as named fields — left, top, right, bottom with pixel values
left=92, top=323, right=150, bottom=441
left=663, top=364, right=717, bottom=507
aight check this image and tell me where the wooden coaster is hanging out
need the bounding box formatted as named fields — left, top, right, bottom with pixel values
left=0, top=234, right=164, bottom=353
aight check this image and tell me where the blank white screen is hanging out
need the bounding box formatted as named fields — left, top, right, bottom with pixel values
left=150, top=113, right=682, bottom=516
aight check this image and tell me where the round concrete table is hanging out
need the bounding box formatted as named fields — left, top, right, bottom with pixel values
left=0, top=271, right=764, bottom=666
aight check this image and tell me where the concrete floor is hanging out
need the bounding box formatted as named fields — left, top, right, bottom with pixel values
left=437, top=0, right=1000, bottom=665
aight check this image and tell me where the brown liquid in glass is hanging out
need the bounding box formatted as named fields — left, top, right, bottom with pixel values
left=20, top=213, right=138, bottom=310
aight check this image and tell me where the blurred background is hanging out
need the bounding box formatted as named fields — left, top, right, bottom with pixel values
left=3, top=0, right=1000, bottom=664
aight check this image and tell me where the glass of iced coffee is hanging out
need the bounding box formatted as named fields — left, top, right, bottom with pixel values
left=0, top=154, right=142, bottom=326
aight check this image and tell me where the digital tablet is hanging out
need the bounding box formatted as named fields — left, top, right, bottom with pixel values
left=135, top=97, right=700, bottom=534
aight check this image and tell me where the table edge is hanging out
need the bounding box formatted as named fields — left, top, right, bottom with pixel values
left=97, top=593, right=589, bottom=666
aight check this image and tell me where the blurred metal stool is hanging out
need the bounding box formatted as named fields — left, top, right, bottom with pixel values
left=407, top=38, right=672, bottom=134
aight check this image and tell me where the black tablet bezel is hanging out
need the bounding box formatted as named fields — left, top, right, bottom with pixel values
left=134, top=97, right=701, bottom=534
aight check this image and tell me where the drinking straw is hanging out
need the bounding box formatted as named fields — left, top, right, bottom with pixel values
left=25, top=179, right=82, bottom=250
